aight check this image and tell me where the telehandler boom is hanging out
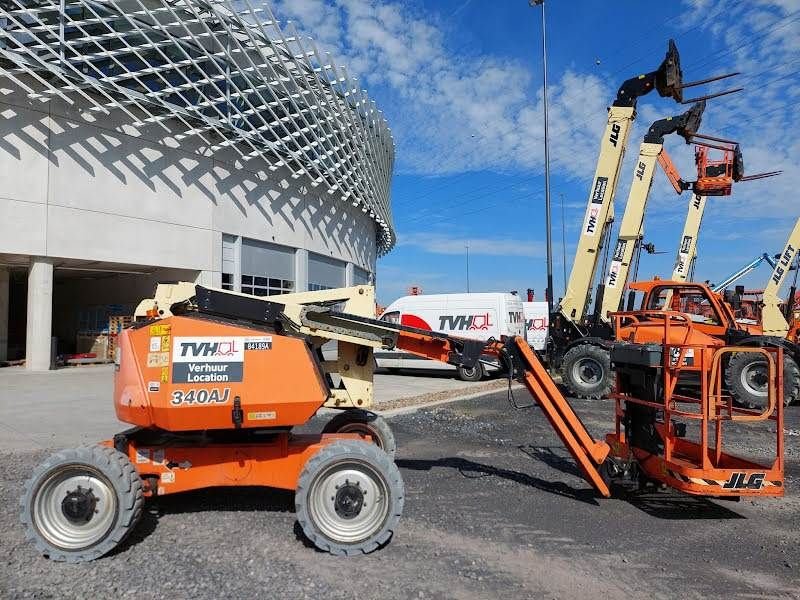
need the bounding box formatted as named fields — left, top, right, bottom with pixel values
left=550, top=39, right=739, bottom=381
left=599, top=101, right=705, bottom=321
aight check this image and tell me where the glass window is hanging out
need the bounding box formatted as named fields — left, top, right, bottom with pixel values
left=381, top=311, right=400, bottom=324
left=647, top=287, right=721, bottom=325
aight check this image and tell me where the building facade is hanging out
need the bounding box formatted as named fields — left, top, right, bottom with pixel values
left=0, top=0, right=394, bottom=369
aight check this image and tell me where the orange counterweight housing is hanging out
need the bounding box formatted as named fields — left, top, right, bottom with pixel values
left=114, top=315, right=329, bottom=431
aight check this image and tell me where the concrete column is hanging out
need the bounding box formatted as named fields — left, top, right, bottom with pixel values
left=345, top=262, right=354, bottom=287
left=0, top=268, right=8, bottom=362
left=295, top=248, right=308, bottom=292
left=233, top=235, right=242, bottom=293
left=26, top=257, right=53, bottom=371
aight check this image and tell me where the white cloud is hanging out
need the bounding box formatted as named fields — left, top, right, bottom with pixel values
left=399, top=232, right=545, bottom=257
left=269, top=0, right=610, bottom=178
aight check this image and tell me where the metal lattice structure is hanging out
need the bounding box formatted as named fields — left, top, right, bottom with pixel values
left=0, top=0, right=396, bottom=253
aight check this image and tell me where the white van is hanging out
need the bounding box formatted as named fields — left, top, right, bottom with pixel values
left=523, top=301, right=549, bottom=352
left=375, top=293, right=525, bottom=381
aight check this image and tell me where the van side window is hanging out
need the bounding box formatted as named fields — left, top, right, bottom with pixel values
left=381, top=311, right=400, bottom=324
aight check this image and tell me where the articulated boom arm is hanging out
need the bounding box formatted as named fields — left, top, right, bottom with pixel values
left=762, top=218, right=800, bottom=336
left=712, top=253, right=776, bottom=293
left=255, top=298, right=614, bottom=497
left=599, top=102, right=705, bottom=321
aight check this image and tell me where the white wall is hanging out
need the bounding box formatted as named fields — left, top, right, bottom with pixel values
left=0, top=82, right=379, bottom=278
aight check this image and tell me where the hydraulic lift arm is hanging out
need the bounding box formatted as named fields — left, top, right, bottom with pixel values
left=559, top=40, right=738, bottom=323
left=711, top=253, right=777, bottom=293
left=761, top=218, right=800, bottom=337
left=598, top=102, right=705, bottom=321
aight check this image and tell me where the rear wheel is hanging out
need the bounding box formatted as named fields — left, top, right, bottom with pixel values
left=457, top=364, right=484, bottom=382
left=20, top=446, right=143, bottom=563
left=322, top=409, right=397, bottom=460
left=295, top=439, right=404, bottom=556
left=726, top=352, right=800, bottom=408
left=561, top=344, right=613, bottom=399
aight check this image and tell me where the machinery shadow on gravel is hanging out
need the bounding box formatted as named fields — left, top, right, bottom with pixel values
left=518, top=444, right=746, bottom=519
left=622, top=491, right=746, bottom=520
left=396, top=457, right=601, bottom=505
left=108, top=487, right=296, bottom=557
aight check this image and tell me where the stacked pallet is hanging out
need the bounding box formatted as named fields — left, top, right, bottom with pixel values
left=108, top=316, right=133, bottom=361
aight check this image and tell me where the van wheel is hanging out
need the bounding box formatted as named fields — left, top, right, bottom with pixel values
left=457, top=364, right=484, bottom=382
left=561, top=344, right=612, bottom=399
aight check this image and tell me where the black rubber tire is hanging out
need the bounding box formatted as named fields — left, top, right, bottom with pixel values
left=726, top=353, right=800, bottom=408
left=20, top=446, right=144, bottom=563
left=456, top=363, right=484, bottom=382
left=561, top=344, right=613, bottom=399
left=295, top=439, right=404, bottom=556
left=322, top=409, right=397, bottom=460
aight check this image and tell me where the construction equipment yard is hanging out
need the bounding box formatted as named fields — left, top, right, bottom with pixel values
left=1, top=2, right=799, bottom=599
left=1, top=386, right=798, bottom=599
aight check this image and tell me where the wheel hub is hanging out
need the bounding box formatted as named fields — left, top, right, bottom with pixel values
left=334, top=481, right=364, bottom=519
left=576, top=358, right=602, bottom=384
left=61, top=486, right=98, bottom=524
left=742, top=362, right=768, bottom=395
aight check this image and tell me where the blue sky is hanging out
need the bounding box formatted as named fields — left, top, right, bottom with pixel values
left=271, top=0, right=800, bottom=304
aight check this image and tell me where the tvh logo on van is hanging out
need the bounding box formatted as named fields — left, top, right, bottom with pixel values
left=439, top=313, right=493, bottom=331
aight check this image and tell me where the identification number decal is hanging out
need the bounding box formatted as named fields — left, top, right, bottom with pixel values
left=245, top=336, right=272, bottom=351
left=170, top=388, right=231, bottom=406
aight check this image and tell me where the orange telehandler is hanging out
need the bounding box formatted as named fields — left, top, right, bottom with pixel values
left=20, top=284, right=785, bottom=562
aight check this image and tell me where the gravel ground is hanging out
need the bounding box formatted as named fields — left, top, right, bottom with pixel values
left=1, top=393, right=798, bottom=600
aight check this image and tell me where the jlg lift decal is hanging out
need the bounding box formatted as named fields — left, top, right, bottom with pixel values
left=170, top=388, right=231, bottom=406
left=172, top=337, right=246, bottom=383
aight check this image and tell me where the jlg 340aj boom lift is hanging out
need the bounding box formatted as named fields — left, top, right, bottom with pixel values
left=21, top=284, right=785, bottom=562
left=550, top=39, right=739, bottom=391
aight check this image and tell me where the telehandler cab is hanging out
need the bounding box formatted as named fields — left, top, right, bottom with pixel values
left=20, top=284, right=785, bottom=562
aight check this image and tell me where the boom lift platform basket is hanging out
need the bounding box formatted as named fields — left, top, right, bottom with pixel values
left=608, top=311, right=784, bottom=496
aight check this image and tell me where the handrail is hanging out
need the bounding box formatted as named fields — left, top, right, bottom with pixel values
left=708, top=347, right=778, bottom=422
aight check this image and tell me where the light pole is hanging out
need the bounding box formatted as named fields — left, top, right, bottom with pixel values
left=465, top=241, right=470, bottom=292
left=530, top=0, right=554, bottom=317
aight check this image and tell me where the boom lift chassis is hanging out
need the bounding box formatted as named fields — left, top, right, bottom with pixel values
left=20, top=284, right=785, bottom=562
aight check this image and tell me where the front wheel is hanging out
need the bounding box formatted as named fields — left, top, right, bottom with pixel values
left=322, top=409, right=397, bottom=460
left=561, top=344, right=613, bottom=399
left=726, top=352, right=799, bottom=408
left=20, top=446, right=144, bottom=562
left=295, top=439, right=404, bottom=556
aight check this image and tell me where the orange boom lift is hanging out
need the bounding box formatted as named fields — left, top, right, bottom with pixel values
left=21, top=285, right=785, bottom=562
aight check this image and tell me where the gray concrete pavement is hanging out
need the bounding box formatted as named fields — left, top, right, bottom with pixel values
left=0, top=364, right=486, bottom=451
